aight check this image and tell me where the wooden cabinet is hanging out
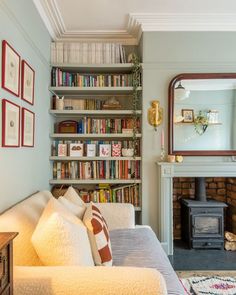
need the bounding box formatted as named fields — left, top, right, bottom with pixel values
left=0, top=233, right=18, bottom=295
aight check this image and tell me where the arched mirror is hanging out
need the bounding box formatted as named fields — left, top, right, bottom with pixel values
left=168, top=73, right=236, bottom=156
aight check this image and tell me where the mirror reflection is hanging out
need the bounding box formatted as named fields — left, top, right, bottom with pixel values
left=172, top=76, right=236, bottom=154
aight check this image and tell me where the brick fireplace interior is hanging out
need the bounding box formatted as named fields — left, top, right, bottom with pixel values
left=173, top=177, right=236, bottom=241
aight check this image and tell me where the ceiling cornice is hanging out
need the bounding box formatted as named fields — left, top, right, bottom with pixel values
left=33, top=1, right=236, bottom=45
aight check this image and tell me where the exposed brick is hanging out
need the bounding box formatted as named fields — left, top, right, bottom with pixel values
left=182, top=183, right=192, bottom=189
left=228, top=178, right=236, bottom=184
left=174, top=183, right=181, bottom=188
left=217, top=182, right=225, bottom=189
left=207, top=189, right=217, bottom=196
left=214, top=177, right=226, bottom=182
left=206, top=178, right=213, bottom=182
left=173, top=202, right=181, bottom=209
left=173, top=195, right=178, bottom=202
left=173, top=208, right=181, bottom=217
left=209, top=182, right=217, bottom=189
left=227, top=184, right=232, bottom=190
left=213, top=196, right=227, bottom=202
left=217, top=189, right=226, bottom=195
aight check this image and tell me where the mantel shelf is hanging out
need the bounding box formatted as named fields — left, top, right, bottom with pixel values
left=50, top=133, right=142, bottom=139
left=49, top=86, right=142, bottom=95
left=49, top=110, right=142, bottom=116
left=50, top=156, right=141, bottom=161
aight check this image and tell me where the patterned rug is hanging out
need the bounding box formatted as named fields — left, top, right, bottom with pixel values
left=180, top=276, right=236, bottom=295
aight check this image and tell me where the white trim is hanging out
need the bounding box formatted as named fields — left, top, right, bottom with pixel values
left=33, top=2, right=236, bottom=44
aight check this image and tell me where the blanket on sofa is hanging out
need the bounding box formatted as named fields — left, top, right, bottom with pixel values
left=110, top=227, right=185, bottom=295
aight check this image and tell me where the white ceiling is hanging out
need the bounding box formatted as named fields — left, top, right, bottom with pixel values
left=33, top=0, right=236, bottom=44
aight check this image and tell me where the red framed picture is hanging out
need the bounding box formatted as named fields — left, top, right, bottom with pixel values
left=2, top=40, right=21, bottom=97
left=2, top=99, right=20, bottom=147
left=22, top=108, right=35, bottom=147
left=21, top=60, right=35, bottom=105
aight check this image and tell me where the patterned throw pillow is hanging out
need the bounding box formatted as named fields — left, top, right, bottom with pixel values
left=83, top=203, right=112, bottom=266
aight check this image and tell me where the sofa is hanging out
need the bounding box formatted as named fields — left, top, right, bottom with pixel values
left=0, top=191, right=185, bottom=295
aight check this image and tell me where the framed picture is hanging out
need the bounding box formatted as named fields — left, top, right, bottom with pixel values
left=182, top=109, right=194, bottom=123
left=2, top=99, right=20, bottom=147
left=22, top=108, right=35, bottom=147
left=21, top=60, right=35, bottom=105
left=2, top=40, right=20, bottom=97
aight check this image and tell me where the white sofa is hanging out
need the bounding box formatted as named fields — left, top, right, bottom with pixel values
left=0, top=191, right=168, bottom=295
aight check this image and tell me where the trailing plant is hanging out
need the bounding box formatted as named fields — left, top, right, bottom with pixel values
left=131, top=54, right=141, bottom=157
left=194, top=111, right=209, bottom=135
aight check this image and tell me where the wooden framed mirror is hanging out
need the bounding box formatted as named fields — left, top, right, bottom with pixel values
left=168, top=73, right=236, bottom=156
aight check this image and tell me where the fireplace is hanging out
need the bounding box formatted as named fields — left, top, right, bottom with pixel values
left=157, top=162, right=236, bottom=255
left=181, top=177, right=227, bottom=249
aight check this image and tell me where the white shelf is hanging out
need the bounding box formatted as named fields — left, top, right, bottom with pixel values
left=49, top=110, right=142, bottom=116
left=49, top=86, right=142, bottom=95
left=51, top=63, right=134, bottom=73
left=50, top=156, right=141, bottom=161
left=50, top=133, right=142, bottom=139
left=49, top=179, right=142, bottom=185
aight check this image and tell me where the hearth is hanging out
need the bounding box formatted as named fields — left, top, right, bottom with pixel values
left=181, top=177, right=227, bottom=249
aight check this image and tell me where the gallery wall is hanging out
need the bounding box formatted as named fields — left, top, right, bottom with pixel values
left=0, top=0, right=51, bottom=212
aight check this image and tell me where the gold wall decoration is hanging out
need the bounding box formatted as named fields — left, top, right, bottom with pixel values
left=147, top=100, right=163, bottom=130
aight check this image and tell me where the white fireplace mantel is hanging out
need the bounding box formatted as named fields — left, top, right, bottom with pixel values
left=157, top=161, right=236, bottom=255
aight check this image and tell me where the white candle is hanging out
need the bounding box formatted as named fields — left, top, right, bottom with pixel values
left=161, top=129, right=164, bottom=149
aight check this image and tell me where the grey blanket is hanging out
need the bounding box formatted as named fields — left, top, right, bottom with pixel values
left=110, top=227, right=185, bottom=295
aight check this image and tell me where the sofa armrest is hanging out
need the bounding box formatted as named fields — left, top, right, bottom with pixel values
left=14, top=266, right=167, bottom=295
left=95, top=203, right=135, bottom=230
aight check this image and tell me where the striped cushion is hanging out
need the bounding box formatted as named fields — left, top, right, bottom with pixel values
left=83, top=203, right=112, bottom=266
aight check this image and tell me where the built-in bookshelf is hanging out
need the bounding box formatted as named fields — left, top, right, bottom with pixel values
left=49, top=62, right=142, bottom=216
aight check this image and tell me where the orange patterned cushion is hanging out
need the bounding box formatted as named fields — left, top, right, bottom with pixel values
left=83, top=203, right=112, bottom=266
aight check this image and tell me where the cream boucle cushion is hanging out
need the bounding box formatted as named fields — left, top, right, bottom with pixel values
left=83, top=203, right=112, bottom=266
left=58, top=196, right=85, bottom=219
left=64, top=186, right=86, bottom=208
left=31, top=198, right=94, bottom=266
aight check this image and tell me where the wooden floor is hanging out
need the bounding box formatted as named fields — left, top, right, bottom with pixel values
left=169, top=240, right=236, bottom=271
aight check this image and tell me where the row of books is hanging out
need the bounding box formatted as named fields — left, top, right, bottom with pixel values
left=53, top=160, right=141, bottom=180
left=76, top=184, right=140, bottom=207
left=51, top=68, right=139, bottom=87
left=51, top=140, right=140, bottom=157
left=51, top=42, right=127, bottom=64
left=53, top=97, right=105, bottom=111
left=56, top=118, right=140, bottom=134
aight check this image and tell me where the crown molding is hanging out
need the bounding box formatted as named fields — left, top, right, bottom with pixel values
left=33, top=1, right=236, bottom=45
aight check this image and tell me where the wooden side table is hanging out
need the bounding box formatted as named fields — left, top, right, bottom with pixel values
left=0, top=233, right=18, bottom=295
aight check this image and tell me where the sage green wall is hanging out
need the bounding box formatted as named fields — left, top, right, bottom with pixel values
left=0, top=0, right=51, bottom=212
left=141, top=32, right=236, bottom=235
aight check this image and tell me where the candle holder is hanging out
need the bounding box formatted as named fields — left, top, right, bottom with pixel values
left=160, top=147, right=166, bottom=161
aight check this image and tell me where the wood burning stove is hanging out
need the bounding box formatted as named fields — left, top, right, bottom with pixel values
left=181, top=177, right=227, bottom=249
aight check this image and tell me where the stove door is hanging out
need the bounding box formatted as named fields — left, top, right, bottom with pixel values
left=192, top=214, right=223, bottom=238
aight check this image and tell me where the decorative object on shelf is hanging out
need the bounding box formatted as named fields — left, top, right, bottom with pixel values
left=87, top=144, right=96, bottom=157
left=167, top=155, right=176, bottom=163
left=55, top=95, right=64, bottom=110
left=58, top=120, right=77, bottom=133
left=99, top=144, right=111, bottom=157
left=147, top=100, right=163, bottom=131
left=21, top=108, right=35, bottom=147
left=207, top=110, right=219, bottom=124
left=122, top=148, right=134, bottom=157
left=194, top=111, right=209, bottom=135
left=58, top=144, right=67, bottom=156
left=182, top=109, right=194, bottom=123
left=174, top=81, right=190, bottom=101
left=2, top=40, right=20, bottom=97
left=69, top=143, right=83, bottom=157
left=175, top=155, right=183, bottom=163
left=2, top=99, right=20, bottom=147
left=21, top=60, right=35, bottom=105
left=102, top=96, right=121, bottom=110
left=112, top=143, right=122, bottom=157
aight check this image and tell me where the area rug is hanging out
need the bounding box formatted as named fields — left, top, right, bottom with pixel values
left=180, top=276, right=236, bottom=295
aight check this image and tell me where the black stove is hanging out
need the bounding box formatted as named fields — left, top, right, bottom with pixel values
left=181, top=177, right=227, bottom=249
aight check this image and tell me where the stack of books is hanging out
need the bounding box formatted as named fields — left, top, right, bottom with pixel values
left=53, top=160, right=140, bottom=180
left=77, top=184, right=140, bottom=207
left=51, top=42, right=126, bottom=64
left=51, top=68, right=137, bottom=87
